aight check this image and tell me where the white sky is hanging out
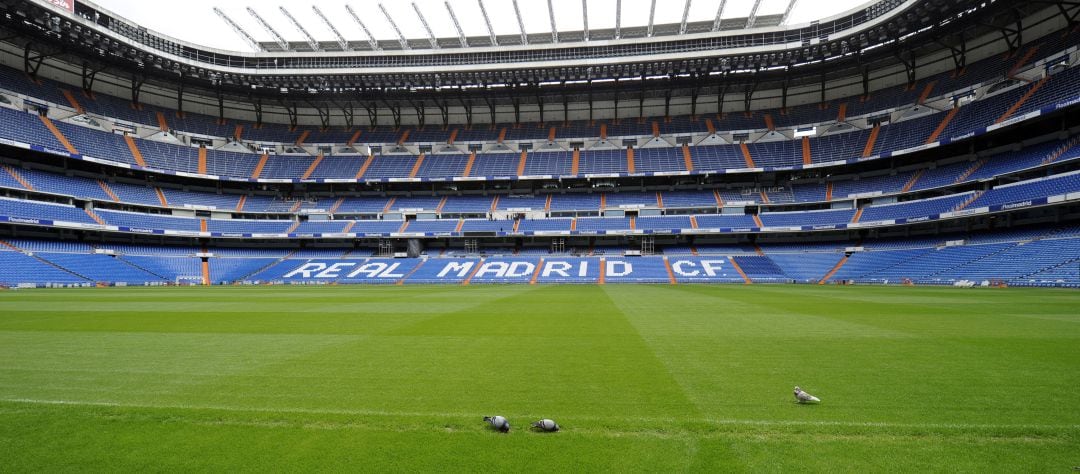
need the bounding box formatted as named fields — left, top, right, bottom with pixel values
left=90, top=0, right=869, bottom=52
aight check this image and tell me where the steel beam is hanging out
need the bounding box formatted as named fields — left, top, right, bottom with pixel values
left=512, top=0, right=528, bottom=45
left=477, top=0, right=498, bottom=46
left=459, top=95, right=474, bottom=126
left=679, top=0, right=692, bottom=35
left=647, top=0, right=657, bottom=37
left=176, top=78, right=185, bottom=116
left=362, top=101, right=378, bottom=127
left=381, top=99, right=402, bottom=128
left=582, top=0, right=590, bottom=41
left=379, top=4, right=411, bottom=50
left=548, top=0, right=559, bottom=43
left=480, top=96, right=493, bottom=126
left=409, top=100, right=425, bottom=128
left=246, top=7, right=289, bottom=51
left=279, top=6, right=320, bottom=51
left=445, top=2, right=469, bottom=48
left=312, top=6, right=349, bottom=51
left=615, top=0, right=622, bottom=39
left=745, top=0, right=764, bottom=29
left=345, top=6, right=380, bottom=51
left=1055, top=0, right=1080, bottom=27
left=436, top=100, right=449, bottom=128
left=22, top=42, right=61, bottom=81
left=130, top=73, right=145, bottom=108
left=253, top=98, right=264, bottom=128
left=411, top=3, right=440, bottom=49
left=711, top=0, right=727, bottom=32
left=213, top=7, right=262, bottom=52
left=216, top=87, right=224, bottom=123
left=281, top=101, right=298, bottom=129
left=340, top=101, right=355, bottom=129
left=780, top=0, right=799, bottom=25
left=81, top=61, right=104, bottom=97
left=309, top=101, right=331, bottom=129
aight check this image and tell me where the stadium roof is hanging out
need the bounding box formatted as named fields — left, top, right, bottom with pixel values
left=93, top=0, right=870, bottom=53
left=3, top=0, right=1042, bottom=111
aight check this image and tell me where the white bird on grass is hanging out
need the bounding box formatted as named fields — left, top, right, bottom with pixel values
left=483, top=415, right=510, bottom=433
left=531, top=418, right=559, bottom=432
left=794, top=386, right=821, bottom=403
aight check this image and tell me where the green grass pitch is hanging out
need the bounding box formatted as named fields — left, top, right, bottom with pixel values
left=1, top=284, right=1078, bottom=471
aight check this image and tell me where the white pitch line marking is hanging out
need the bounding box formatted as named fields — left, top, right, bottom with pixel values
left=1, top=398, right=1077, bottom=431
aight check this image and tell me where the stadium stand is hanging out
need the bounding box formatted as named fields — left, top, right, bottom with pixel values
left=0, top=223, right=1075, bottom=287
left=0, top=1, right=1077, bottom=288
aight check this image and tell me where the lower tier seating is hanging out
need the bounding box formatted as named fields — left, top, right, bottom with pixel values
left=1, top=227, right=1076, bottom=287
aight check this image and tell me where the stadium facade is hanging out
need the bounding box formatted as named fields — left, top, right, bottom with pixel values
left=0, top=0, right=1077, bottom=287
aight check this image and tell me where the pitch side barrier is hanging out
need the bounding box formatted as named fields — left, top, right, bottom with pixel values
left=260, top=257, right=761, bottom=285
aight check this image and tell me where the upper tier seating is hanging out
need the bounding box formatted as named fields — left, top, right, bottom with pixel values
left=968, top=171, right=1080, bottom=209
left=760, top=208, right=856, bottom=227
left=0, top=29, right=1074, bottom=184
left=858, top=193, right=974, bottom=222
left=0, top=28, right=1075, bottom=141
left=2, top=63, right=1077, bottom=182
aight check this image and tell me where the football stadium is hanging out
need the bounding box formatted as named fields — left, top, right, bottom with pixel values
left=0, top=0, right=1078, bottom=470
